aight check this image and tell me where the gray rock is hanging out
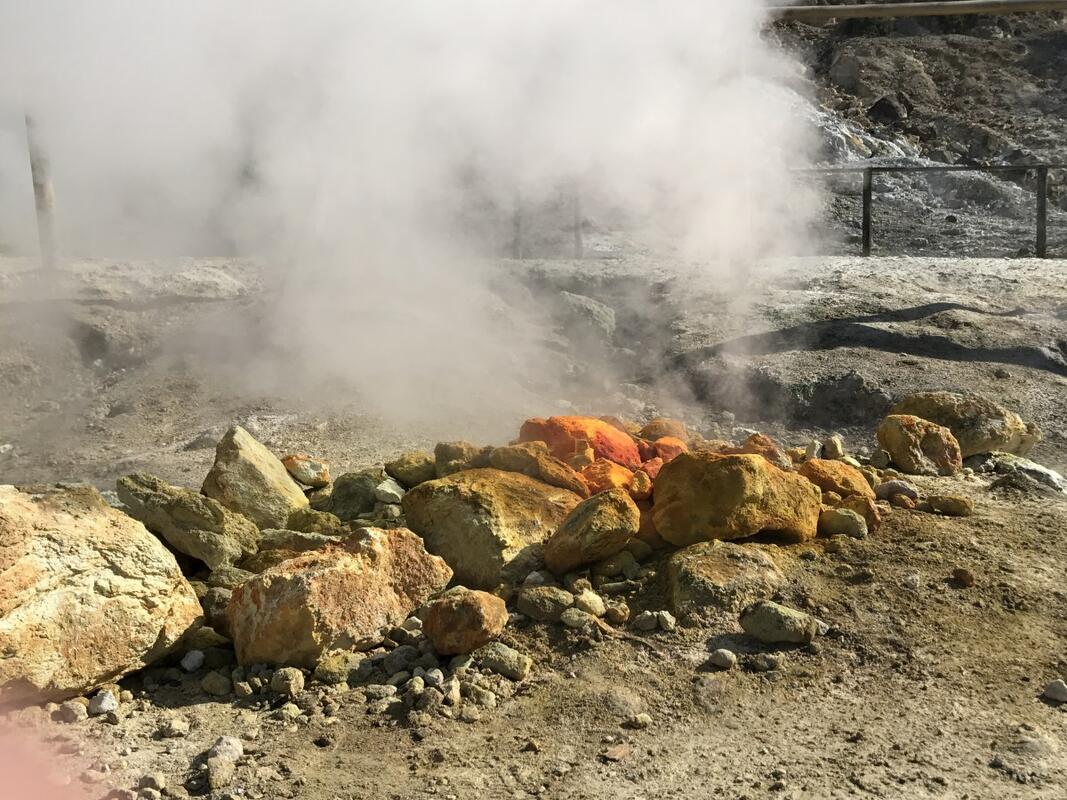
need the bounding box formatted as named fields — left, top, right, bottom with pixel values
left=739, top=600, right=818, bottom=644
left=200, top=671, right=232, bottom=697
left=201, top=426, right=309, bottom=529
left=312, top=468, right=385, bottom=521
left=656, top=610, right=677, bottom=632
left=517, top=586, right=574, bottom=622
left=208, top=735, right=244, bottom=761
left=818, top=508, right=868, bottom=539
left=749, top=652, right=783, bottom=672
left=1043, top=679, right=1067, bottom=703
left=270, top=667, right=305, bottom=698
left=363, top=684, right=398, bottom=700
left=560, top=607, right=597, bottom=629
left=632, top=611, right=658, bottom=631
left=666, top=540, right=786, bottom=615
left=87, top=689, right=118, bottom=716
left=875, top=479, right=919, bottom=501
left=374, top=477, right=406, bottom=505
left=476, top=642, right=532, bottom=681
left=708, top=648, right=737, bottom=669
left=181, top=650, right=206, bottom=672
left=117, top=472, right=260, bottom=569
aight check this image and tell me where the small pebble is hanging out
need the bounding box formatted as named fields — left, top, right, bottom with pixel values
left=626, top=713, right=652, bottom=729
left=1043, top=679, right=1067, bottom=703
left=180, top=650, right=205, bottom=672
left=708, top=649, right=737, bottom=670
left=87, top=690, right=118, bottom=716
left=632, top=611, right=658, bottom=632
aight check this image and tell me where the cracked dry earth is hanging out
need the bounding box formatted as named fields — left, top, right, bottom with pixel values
left=1, top=254, right=1066, bottom=799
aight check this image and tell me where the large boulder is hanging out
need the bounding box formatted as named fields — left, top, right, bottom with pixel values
left=116, top=472, right=260, bottom=569
left=666, top=540, right=786, bottom=615
left=542, top=488, right=639, bottom=574
left=797, top=459, right=875, bottom=500
left=227, top=527, right=451, bottom=667
left=652, top=453, right=821, bottom=546
left=202, top=426, right=309, bottom=528
left=402, top=468, right=581, bottom=588
left=877, top=415, right=962, bottom=476
left=0, top=485, right=202, bottom=704
left=422, top=588, right=508, bottom=655
left=889, top=392, right=1039, bottom=458
left=519, top=416, right=641, bottom=469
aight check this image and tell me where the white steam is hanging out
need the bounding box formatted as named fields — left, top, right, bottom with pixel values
left=0, top=1, right=816, bottom=422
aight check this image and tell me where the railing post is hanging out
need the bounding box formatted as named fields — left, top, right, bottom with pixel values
left=25, top=115, right=57, bottom=271
left=1036, top=165, right=1048, bottom=258
left=861, top=168, right=872, bottom=257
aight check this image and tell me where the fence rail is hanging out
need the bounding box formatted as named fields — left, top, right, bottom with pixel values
left=801, top=163, right=1065, bottom=257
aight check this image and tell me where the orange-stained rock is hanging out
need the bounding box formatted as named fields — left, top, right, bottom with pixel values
left=721, top=433, right=793, bottom=471
left=401, top=469, right=581, bottom=588
left=489, top=442, right=590, bottom=498
left=228, top=527, right=452, bottom=666
left=543, top=488, right=640, bottom=574
left=281, top=454, right=331, bottom=489
left=639, top=418, right=689, bottom=443
left=877, top=415, right=962, bottom=476
left=519, top=416, right=641, bottom=469
left=640, top=457, right=665, bottom=481
left=0, top=485, right=203, bottom=704
left=581, top=460, right=635, bottom=495
left=636, top=501, right=667, bottom=549
left=890, top=391, right=1039, bottom=458
left=422, top=588, right=508, bottom=655
left=840, top=494, right=882, bottom=532
left=797, top=459, right=876, bottom=499
left=637, top=439, right=658, bottom=461
left=629, top=470, right=653, bottom=501
left=652, top=436, right=688, bottom=463
left=652, top=453, right=821, bottom=546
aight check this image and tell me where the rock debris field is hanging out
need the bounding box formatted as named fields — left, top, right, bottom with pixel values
left=1, top=255, right=1067, bottom=799
left=3, top=393, right=1067, bottom=799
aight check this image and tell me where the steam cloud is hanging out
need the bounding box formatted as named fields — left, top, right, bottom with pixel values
left=0, top=1, right=816, bottom=423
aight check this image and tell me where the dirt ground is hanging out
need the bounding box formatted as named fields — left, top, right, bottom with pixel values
left=1, top=254, right=1066, bottom=799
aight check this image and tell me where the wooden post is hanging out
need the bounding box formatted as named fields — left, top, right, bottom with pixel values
left=25, top=115, right=56, bottom=271
left=1036, top=166, right=1048, bottom=258
left=861, top=168, right=873, bottom=257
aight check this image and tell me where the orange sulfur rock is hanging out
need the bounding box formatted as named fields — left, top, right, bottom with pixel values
left=640, top=457, right=665, bottom=481
left=652, top=436, right=688, bottom=463
left=581, top=460, right=636, bottom=495
left=797, top=459, right=875, bottom=499
left=520, top=416, right=641, bottom=469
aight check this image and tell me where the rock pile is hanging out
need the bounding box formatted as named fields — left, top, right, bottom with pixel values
left=1, top=391, right=1055, bottom=741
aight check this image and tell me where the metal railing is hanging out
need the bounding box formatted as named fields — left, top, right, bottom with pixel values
left=802, top=163, right=1064, bottom=257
